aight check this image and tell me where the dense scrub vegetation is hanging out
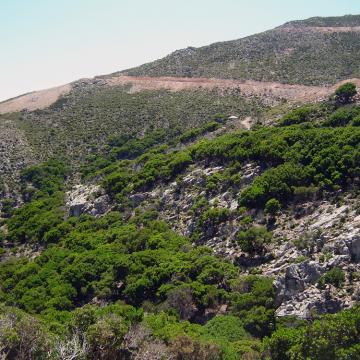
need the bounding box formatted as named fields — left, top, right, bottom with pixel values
left=1, top=87, right=360, bottom=358
left=0, top=189, right=275, bottom=358
left=18, top=86, right=264, bottom=168
left=101, top=103, right=360, bottom=211
left=264, top=306, right=360, bottom=359
left=6, top=160, right=67, bottom=244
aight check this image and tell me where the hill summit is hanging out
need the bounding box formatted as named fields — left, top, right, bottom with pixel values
left=121, top=14, right=360, bottom=85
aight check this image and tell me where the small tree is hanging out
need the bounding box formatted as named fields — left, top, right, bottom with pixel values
left=264, top=198, right=281, bottom=216
left=166, top=286, right=197, bottom=320
left=237, top=226, right=272, bottom=255
left=334, top=82, right=357, bottom=105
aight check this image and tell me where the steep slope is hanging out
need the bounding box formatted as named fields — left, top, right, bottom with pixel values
left=2, top=13, right=360, bottom=360
left=0, top=83, right=265, bottom=185
left=1, top=98, right=360, bottom=358
left=2, top=75, right=360, bottom=186
left=121, top=15, right=360, bottom=85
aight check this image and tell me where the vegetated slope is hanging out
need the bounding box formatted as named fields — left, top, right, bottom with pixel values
left=1, top=88, right=360, bottom=358
left=2, top=74, right=360, bottom=187
left=2, top=14, right=360, bottom=185
left=121, top=15, right=360, bottom=85
left=1, top=75, right=349, bottom=115
left=2, top=14, right=360, bottom=116
left=19, top=84, right=265, bottom=163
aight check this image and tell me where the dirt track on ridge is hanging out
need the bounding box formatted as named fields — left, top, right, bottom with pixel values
left=1, top=75, right=360, bottom=114
left=104, top=75, right=343, bottom=103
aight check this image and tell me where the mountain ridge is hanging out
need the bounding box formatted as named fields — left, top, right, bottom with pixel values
left=121, top=14, right=360, bottom=85
left=280, top=14, right=360, bottom=28
left=1, top=14, right=360, bottom=111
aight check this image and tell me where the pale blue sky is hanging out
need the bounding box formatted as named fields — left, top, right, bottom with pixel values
left=1, top=0, right=359, bottom=101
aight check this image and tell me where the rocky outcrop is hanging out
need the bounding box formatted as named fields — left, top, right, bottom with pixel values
left=345, top=232, right=360, bottom=262
left=66, top=184, right=111, bottom=217
left=276, top=285, right=346, bottom=319
left=112, top=160, right=360, bottom=320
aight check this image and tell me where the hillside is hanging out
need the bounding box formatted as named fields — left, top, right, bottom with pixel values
left=1, top=89, right=360, bottom=358
left=121, top=15, right=360, bottom=85
left=1, top=74, right=360, bottom=186
left=0, top=81, right=266, bottom=186
left=1, top=14, right=360, bottom=359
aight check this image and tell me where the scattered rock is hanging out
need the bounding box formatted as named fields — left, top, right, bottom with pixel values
left=66, top=184, right=111, bottom=217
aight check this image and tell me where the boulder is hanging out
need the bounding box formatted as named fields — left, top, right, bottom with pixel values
left=66, top=184, right=111, bottom=217
left=346, top=233, right=360, bottom=262
left=299, top=260, right=322, bottom=283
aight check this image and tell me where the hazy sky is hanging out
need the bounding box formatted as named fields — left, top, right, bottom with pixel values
left=1, top=0, right=360, bottom=101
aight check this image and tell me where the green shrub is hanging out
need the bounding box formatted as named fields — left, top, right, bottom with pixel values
left=20, top=159, right=67, bottom=198
left=324, top=106, right=359, bottom=127
left=318, top=267, right=345, bottom=288
left=352, top=115, right=360, bottom=126
left=179, top=121, right=220, bottom=143
left=240, top=163, right=309, bottom=208
left=242, top=306, right=275, bottom=338
left=264, top=198, right=281, bottom=215
left=265, top=306, right=360, bottom=359
left=334, top=82, right=357, bottom=105
left=203, top=315, right=248, bottom=342
left=230, top=276, right=274, bottom=313
left=7, top=193, right=64, bottom=244
left=110, top=129, right=167, bottom=159
left=199, top=208, right=230, bottom=227
left=1, top=198, right=16, bottom=218
left=237, top=226, right=272, bottom=255
left=279, top=105, right=317, bottom=126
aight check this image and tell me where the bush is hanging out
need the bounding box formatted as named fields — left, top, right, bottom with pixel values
left=1, top=198, right=16, bottom=218
left=264, top=198, right=281, bottom=215
left=212, top=113, right=227, bottom=124
left=20, top=159, right=67, bottom=198
left=170, top=335, right=223, bottom=360
left=86, top=315, right=128, bottom=359
left=265, top=306, right=360, bottom=359
left=237, top=226, right=272, bottom=255
left=166, top=286, right=197, bottom=320
left=352, top=115, right=360, bottom=126
left=325, top=107, right=359, bottom=127
left=242, top=306, right=275, bottom=338
left=203, top=315, right=248, bottom=342
left=318, top=267, right=345, bottom=288
left=179, top=121, right=220, bottom=143
left=279, top=105, right=317, bottom=126
left=0, top=305, right=54, bottom=359
left=110, top=129, right=167, bottom=159
left=199, top=208, right=230, bottom=228
left=334, top=82, right=357, bottom=105
left=240, top=163, right=309, bottom=208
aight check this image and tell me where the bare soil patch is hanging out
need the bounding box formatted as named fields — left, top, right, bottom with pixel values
left=1, top=76, right=360, bottom=114
left=0, top=83, right=71, bottom=114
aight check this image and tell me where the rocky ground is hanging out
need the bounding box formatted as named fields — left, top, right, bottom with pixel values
left=65, top=163, right=360, bottom=320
